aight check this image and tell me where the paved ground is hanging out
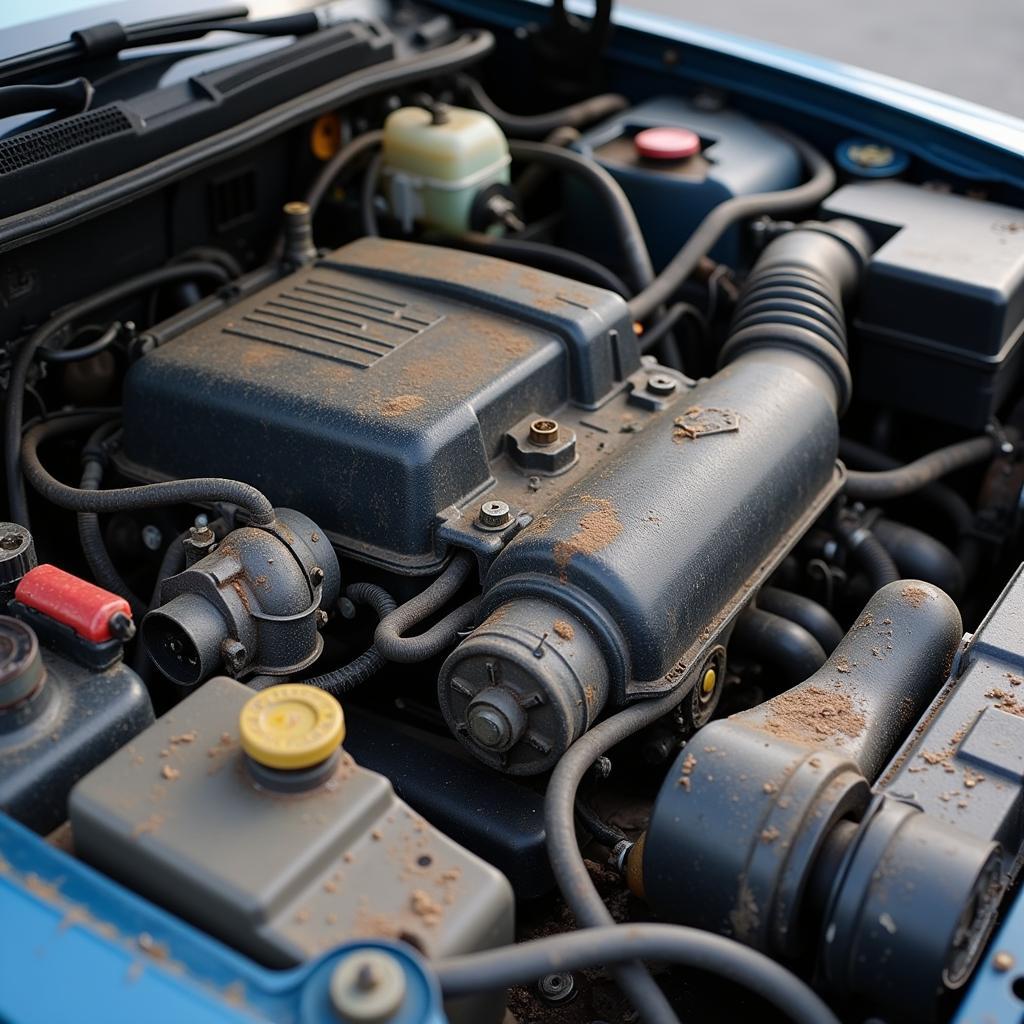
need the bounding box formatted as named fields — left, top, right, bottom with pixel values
left=632, top=0, right=1024, bottom=118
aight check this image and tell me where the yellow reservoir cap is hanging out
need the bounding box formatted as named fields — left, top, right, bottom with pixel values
left=239, top=684, right=345, bottom=770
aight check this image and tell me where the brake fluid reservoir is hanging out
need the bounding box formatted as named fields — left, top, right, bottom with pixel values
left=68, top=678, right=513, bottom=1018
left=381, top=104, right=514, bottom=233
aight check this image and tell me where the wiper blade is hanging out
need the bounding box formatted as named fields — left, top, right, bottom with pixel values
left=0, top=5, right=327, bottom=85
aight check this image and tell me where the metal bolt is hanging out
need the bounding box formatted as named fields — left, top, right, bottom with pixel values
left=316, top=609, right=329, bottom=628
left=467, top=705, right=512, bottom=749
left=477, top=499, right=513, bottom=530
left=466, top=687, right=527, bottom=752
left=529, top=418, right=559, bottom=446
left=329, top=949, right=407, bottom=1022
left=221, top=639, right=247, bottom=674
left=993, top=950, right=1015, bottom=972
left=194, top=514, right=209, bottom=528
left=309, top=565, right=325, bottom=587
left=646, top=373, right=677, bottom=396
left=537, top=971, right=577, bottom=1005
left=141, top=524, right=163, bottom=551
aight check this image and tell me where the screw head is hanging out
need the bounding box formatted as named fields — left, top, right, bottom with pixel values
left=646, top=373, right=677, bottom=396
left=329, top=949, right=407, bottom=1022
left=477, top=499, right=513, bottom=530
left=309, top=565, right=326, bottom=587
left=221, top=638, right=247, bottom=673
left=537, top=971, right=577, bottom=1005
left=993, top=950, right=1015, bottom=972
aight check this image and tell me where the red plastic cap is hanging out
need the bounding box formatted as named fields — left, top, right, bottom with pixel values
left=633, top=126, right=701, bottom=161
left=14, top=564, right=131, bottom=643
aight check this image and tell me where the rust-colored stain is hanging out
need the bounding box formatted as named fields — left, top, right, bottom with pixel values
left=756, top=685, right=866, bottom=745
left=378, top=394, right=425, bottom=417
left=901, top=584, right=929, bottom=608
left=552, top=619, right=575, bottom=641
left=552, top=494, right=623, bottom=573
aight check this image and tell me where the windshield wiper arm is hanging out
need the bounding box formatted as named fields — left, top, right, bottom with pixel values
left=0, top=5, right=327, bottom=85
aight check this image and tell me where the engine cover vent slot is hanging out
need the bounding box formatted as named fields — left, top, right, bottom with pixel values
left=0, top=106, right=133, bottom=176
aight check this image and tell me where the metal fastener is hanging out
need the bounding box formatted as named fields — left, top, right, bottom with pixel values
left=221, top=639, right=247, bottom=674
left=993, top=950, right=1015, bottom=972
left=537, top=971, right=577, bottom=1005
left=646, top=373, right=677, bottom=396
left=329, top=949, right=407, bottom=1022
left=477, top=499, right=513, bottom=530
left=310, top=565, right=326, bottom=586
left=316, top=609, right=329, bottom=628
left=529, top=418, right=560, bottom=446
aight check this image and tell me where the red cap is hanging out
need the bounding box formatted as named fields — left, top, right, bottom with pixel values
left=14, top=564, right=131, bottom=644
left=633, top=126, right=701, bottom=161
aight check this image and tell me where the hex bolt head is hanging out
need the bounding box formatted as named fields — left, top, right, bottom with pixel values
left=646, top=373, right=677, bottom=396
left=329, top=949, right=407, bottom=1022
left=477, top=499, right=513, bottom=530
left=537, top=971, right=577, bottom=1005
left=221, top=638, right=247, bottom=674
left=529, top=418, right=560, bottom=446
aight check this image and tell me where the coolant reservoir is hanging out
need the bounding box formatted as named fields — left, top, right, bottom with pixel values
left=68, top=678, right=513, bottom=1020
left=381, top=104, right=514, bottom=233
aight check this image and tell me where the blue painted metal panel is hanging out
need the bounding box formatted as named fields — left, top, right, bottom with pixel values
left=0, top=813, right=446, bottom=1024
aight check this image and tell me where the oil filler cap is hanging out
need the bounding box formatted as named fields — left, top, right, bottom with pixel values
left=634, top=126, right=701, bottom=161
left=240, top=684, right=345, bottom=770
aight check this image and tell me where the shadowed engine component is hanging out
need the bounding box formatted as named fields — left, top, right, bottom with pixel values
left=142, top=508, right=340, bottom=685
left=440, top=220, right=871, bottom=773
left=636, top=581, right=1002, bottom=1020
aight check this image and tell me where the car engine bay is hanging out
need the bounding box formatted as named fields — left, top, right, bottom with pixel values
left=2, top=2, right=1024, bottom=1022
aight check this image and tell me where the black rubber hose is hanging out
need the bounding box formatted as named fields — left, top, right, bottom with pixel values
left=5, top=261, right=231, bottom=528
left=374, top=553, right=480, bottom=663
left=456, top=74, right=628, bottom=138
left=731, top=606, right=828, bottom=685
left=838, top=437, right=975, bottom=534
left=575, top=795, right=627, bottom=849
left=758, top=586, right=844, bottom=654
left=435, top=923, right=839, bottom=1024
left=546, top=684, right=695, bottom=1024
left=507, top=139, right=654, bottom=293
left=305, top=128, right=383, bottom=218
left=21, top=413, right=276, bottom=526
left=77, top=421, right=146, bottom=620
left=0, top=77, right=93, bottom=118
left=437, top=233, right=631, bottom=297
left=628, top=132, right=837, bottom=322
left=837, top=521, right=901, bottom=590
left=718, top=219, right=872, bottom=412
left=38, top=321, right=120, bottom=364
left=297, top=583, right=397, bottom=695
left=844, top=434, right=1000, bottom=501
left=513, top=125, right=580, bottom=201
left=872, top=518, right=965, bottom=599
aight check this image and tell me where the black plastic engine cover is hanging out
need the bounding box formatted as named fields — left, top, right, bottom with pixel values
left=120, top=238, right=638, bottom=574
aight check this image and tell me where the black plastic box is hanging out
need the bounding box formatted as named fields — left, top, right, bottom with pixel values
left=822, top=181, right=1024, bottom=428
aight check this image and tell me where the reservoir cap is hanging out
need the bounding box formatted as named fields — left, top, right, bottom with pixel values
left=240, top=683, right=345, bottom=770
left=634, top=126, right=701, bottom=161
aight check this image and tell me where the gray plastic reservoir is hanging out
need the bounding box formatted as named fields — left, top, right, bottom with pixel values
left=68, top=677, right=514, bottom=1018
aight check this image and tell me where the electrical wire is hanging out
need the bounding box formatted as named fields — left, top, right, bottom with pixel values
left=508, top=139, right=654, bottom=294
left=456, top=74, right=627, bottom=138
left=21, top=412, right=276, bottom=526
left=434, top=923, right=840, bottom=1024
left=545, top=685, right=696, bottom=1024
left=5, top=262, right=232, bottom=528
left=628, top=131, right=836, bottom=322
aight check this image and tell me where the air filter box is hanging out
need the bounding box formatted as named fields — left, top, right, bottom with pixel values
left=120, top=238, right=640, bottom=574
left=822, top=181, right=1024, bottom=428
